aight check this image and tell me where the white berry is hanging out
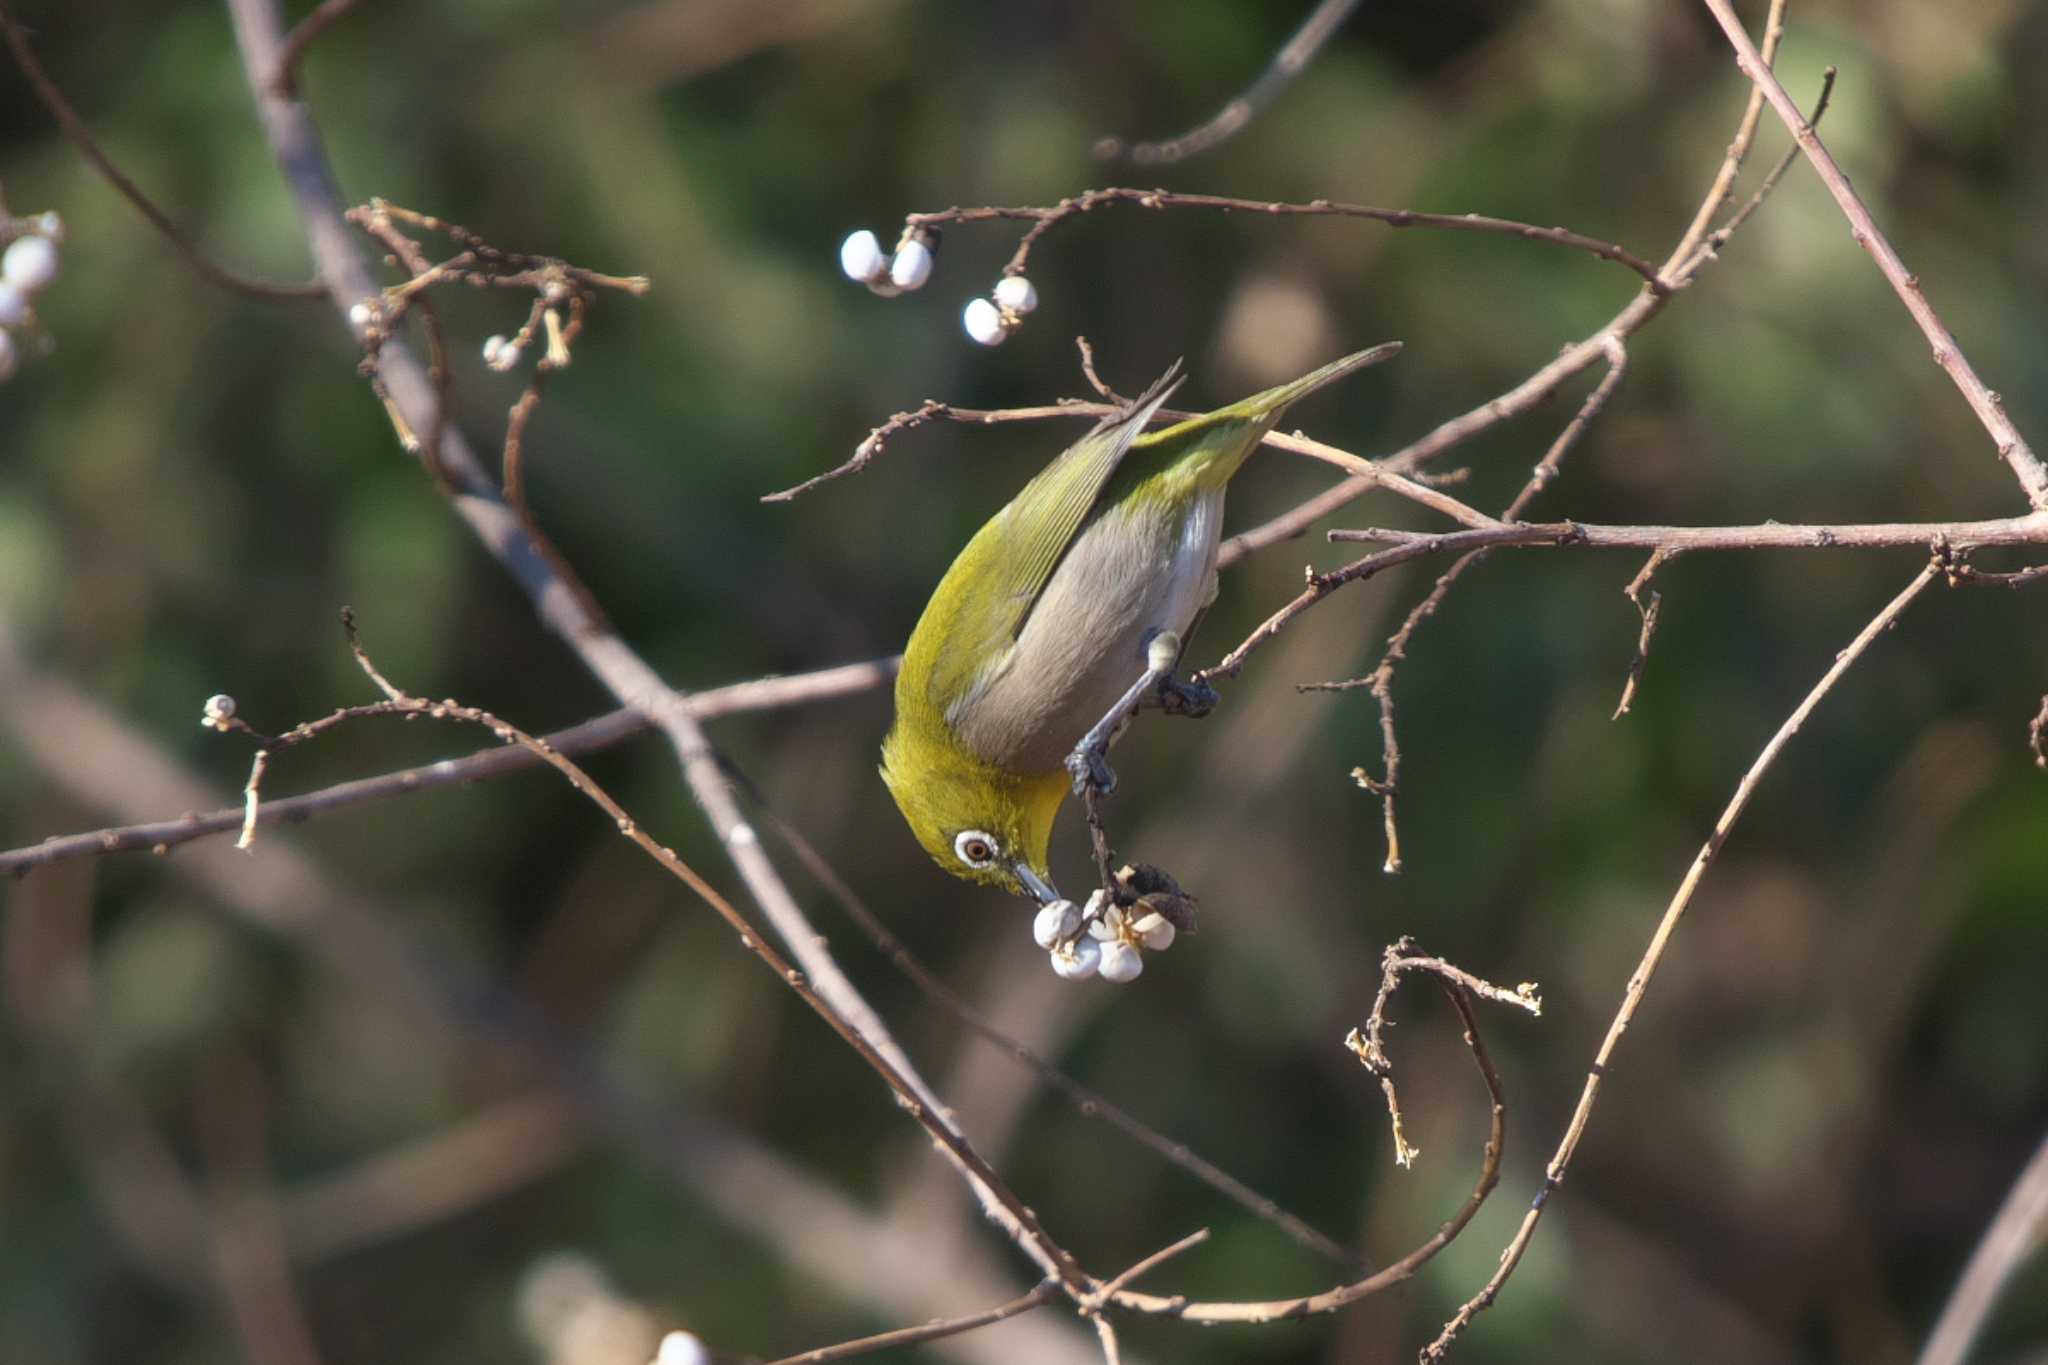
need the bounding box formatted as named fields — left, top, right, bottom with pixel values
left=2, top=235, right=59, bottom=293
left=962, top=297, right=1007, bottom=347
left=838, top=229, right=887, bottom=284
left=654, top=1331, right=711, bottom=1365
left=0, top=280, right=30, bottom=330
left=993, top=274, right=1037, bottom=314
left=347, top=301, right=373, bottom=330
left=482, top=334, right=519, bottom=370
left=1033, top=899, right=1082, bottom=949
left=1132, top=912, right=1176, bottom=952
left=1098, top=939, right=1144, bottom=983
left=1050, top=936, right=1101, bottom=980
left=0, top=329, right=16, bottom=382
left=888, top=238, right=933, bottom=290
left=200, top=693, right=238, bottom=729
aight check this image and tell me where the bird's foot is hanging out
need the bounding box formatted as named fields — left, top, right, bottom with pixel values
left=1065, top=744, right=1118, bottom=797
left=1157, top=674, right=1220, bottom=719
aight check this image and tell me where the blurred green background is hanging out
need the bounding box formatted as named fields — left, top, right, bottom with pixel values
left=3, top=1, right=2046, bottom=1362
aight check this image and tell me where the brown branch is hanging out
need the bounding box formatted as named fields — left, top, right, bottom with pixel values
left=269, top=0, right=363, bottom=95
left=1104, top=979, right=1513, bottom=1324
left=0, top=657, right=897, bottom=877
left=1348, top=938, right=1541, bottom=1167
left=306, top=612, right=1089, bottom=1294
left=0, top=612, right=1063, bottom=1348
left=2030, top=695, right=2048, bottom=770
left=0, top=0, right=322, bottom=300
left=906, top=187, right=1670, bottom=290
left=1327, top=512, right=2048, bottom=556
left=1216, top=52, right=1833, bottom=569
left=1423, top=561, right=1943, bottom=1358
left=1612, top=547, right=1676, bottom=719
left=1915, top=1130, right=2048, bottom=1365
left=222, top=0, right=1077, bottom=1290
left=1095, top=0, right=1363, bottom=166
left=767, top=356, right=1496, bottom=539
left=749, top=798, right=1372, bottom=1274
left=765, top=1281, right=1061, bottom=1365
left=1699, top=0, right=2048, bottom=511
left=1303, top=340, right=1631, bottom=871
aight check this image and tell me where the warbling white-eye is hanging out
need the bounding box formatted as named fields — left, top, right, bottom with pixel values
left=881, top=343, right=1400, bottom=905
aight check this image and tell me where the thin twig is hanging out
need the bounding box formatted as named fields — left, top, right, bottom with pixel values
left=0, top=0, right=323, bottom=299
left=1699, top=0, right=2048, bottom=511
left=764, top=1281, right=1061, bottom=1365
left=1424, top=562, right=1944, bottom=1358
left=269, top=0, right=363, bottom=95
left=906, top=187, right=1670, bottom=290
left=1105, top=983, right=1511, bottom=1324
left=1303, top=340, right=1631, bottom=870
left=1347, top=938, right=1542, bottom=1169
left=753, top=801, right=1369, bottom=1273
left=1915, top=1130, right=2048, bottom=1365
left=223, top=0, right=1078, bottom=1289
left=0, top=658, right=899, bottom=877
left=310, top=611, right=1089, bottom=1294
left=1096, top=0, right=1364, bottom=165
left=1326, top=512, right=2048, bottom=556
left=1215, top=55, right=1834, bottom=570
left=1612, top=547, right=1675, bottom=719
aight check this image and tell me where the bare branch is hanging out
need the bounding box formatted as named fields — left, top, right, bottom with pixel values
left=269, top=0, right=363, bottom=95
left=1699, top=0, right=2048, bottom=511
left=222, top=0, right=1079, bottom=1288
left=1095, top=0, right=1363, bottom=166
left=1424, top=562, right=1944, bottom=1357
left=905, top=186, right=1668, bottom=291
left=1915, top=1130, right=2048, bottom=1365
left=0, top=657, right=897, bottom=877
left=0, top=0, right=322, bottom=299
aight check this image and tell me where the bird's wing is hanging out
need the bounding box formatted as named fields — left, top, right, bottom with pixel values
left=914, top=364, right=1183, bottom=717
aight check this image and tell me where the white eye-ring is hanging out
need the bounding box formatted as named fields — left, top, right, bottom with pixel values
left=953, top=830, right=1000, bottom=868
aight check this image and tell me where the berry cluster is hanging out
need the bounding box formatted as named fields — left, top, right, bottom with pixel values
left=0, top=210, right=63, bottom=382
left=1033, top=892, right=1177, bottom=984
left=838, top=227, right=1039, bottom=347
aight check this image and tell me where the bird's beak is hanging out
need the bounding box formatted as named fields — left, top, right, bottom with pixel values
left=1011, top=861, right=1061, bottom=906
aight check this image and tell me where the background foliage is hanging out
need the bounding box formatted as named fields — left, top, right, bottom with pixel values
left=2, top=1, right=2045, bottom=1362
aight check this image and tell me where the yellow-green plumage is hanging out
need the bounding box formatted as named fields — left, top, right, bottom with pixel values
left=882, top=345, right=1397, bottom=899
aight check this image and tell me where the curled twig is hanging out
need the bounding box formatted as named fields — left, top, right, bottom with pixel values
left=1348, top=937, right=1542, bottom=1169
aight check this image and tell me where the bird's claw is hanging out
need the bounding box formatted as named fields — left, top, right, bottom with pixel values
left=1066, top=746, right=1117, bottom=796
left=1157, top=675, right=1220, bottom=719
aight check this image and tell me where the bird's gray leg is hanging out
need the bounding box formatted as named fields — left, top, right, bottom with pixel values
left=1065, top=656, right=1168, bottom=795
left=1151, top=608, right=1220, bottom=718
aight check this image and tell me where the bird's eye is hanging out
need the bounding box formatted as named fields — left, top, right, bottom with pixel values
left=953, top=830, right=999, bottom=868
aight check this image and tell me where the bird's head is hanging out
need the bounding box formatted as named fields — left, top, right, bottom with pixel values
left=880, top=721, right=1068, bottom=903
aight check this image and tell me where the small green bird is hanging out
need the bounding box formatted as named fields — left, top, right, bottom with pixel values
left=881, top=344, right=1399, bottom=904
